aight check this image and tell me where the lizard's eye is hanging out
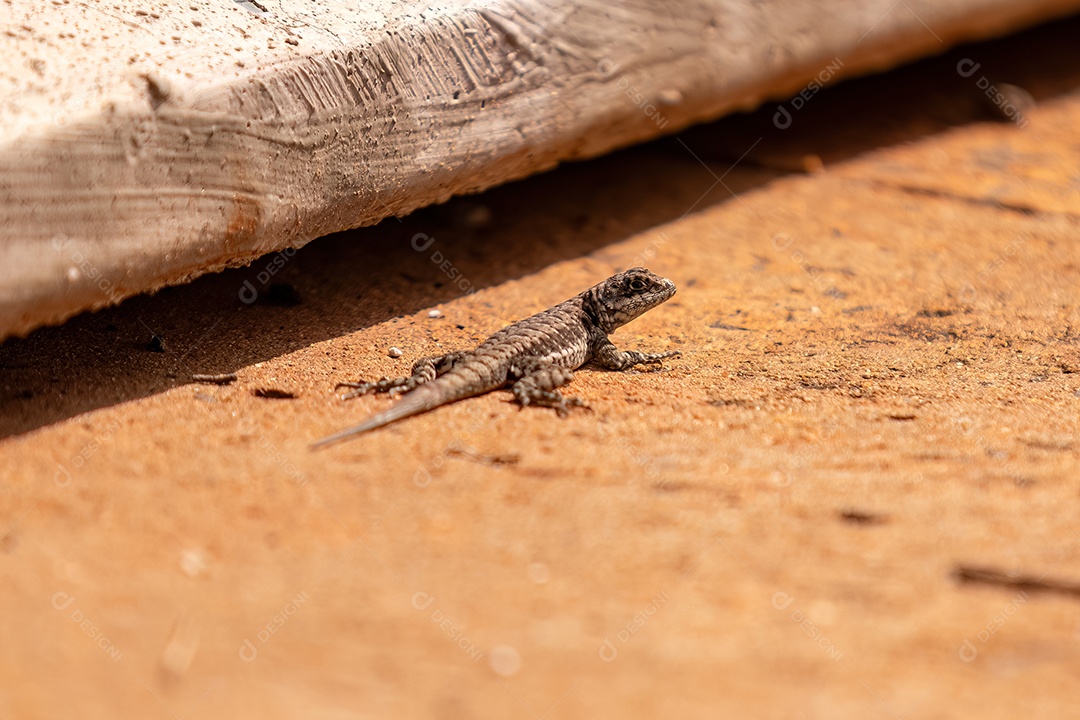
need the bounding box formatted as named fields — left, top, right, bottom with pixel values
left=629, top=279, right=647, bottom=291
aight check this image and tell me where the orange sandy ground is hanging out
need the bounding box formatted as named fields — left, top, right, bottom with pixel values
left=2, top=18, right=1080, bottom=720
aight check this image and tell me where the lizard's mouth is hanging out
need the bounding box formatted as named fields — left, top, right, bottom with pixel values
left=651, top=278, right=677, bottom=304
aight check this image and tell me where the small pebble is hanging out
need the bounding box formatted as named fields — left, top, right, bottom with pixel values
left=802, top=154, right=825, bottom=173
left=428, top=310, right=443, bottom=319
left=527, top=562, right=550, bottom=584
left=461, top=204, right=494, bottom=228
left=253, top=388, right=297, bottom=399
left=388, top=346, right=404, bottom=358
left=488, top=644, right=521, bottom=677
left=179, top=549, right=207, bottom=577
left=159, top=614, right=201, bottom=678
left=985, top=82, right=1035, bottom=124
left=657, top=88, right=683, bottom=106
left=192, top=372, right=237, bottom=385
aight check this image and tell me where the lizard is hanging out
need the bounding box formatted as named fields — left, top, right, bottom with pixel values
left=311, top=267, right=679, bottom=448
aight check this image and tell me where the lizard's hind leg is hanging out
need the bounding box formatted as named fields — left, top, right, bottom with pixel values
left=337, top=352, right=467, bottom=400
left=511, top=362, right=588, bottom=417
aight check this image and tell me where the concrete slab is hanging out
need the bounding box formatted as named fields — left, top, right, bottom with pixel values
left=4, top=0, right=1080, bottom=339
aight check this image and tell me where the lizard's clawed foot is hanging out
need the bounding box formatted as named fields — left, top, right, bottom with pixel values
left=631, top=350, right=681, bottom=372
left=643, top=350, right=681, bottom=363
left=553, top=395, right=591, bottom=418
left=514, top=388, right=590, bottom=417
left=335, top=382, right=378, bottom=400
left=335, top=376, right=410, bottom=400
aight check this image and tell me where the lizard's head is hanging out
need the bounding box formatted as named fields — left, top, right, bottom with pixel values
left=586, top=267, right=677, bottom=332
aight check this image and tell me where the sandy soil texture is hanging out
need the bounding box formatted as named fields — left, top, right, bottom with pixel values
left=2, top=17, right=1079, bottom=720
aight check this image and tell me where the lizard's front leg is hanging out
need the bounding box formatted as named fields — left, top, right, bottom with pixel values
left=337, top=351, right=467, bottom=400
left=593, top=338, right=680, bottom=371
left=510, top=358, right=588, bottom=417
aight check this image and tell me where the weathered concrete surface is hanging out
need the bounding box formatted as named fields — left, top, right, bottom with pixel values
left=2, top=19, right=1080, bottom=719
left=4, top=0, right=1080, bottom=341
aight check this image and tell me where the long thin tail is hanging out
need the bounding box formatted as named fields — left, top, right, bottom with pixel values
left=311, top=377, right=470, bottom=449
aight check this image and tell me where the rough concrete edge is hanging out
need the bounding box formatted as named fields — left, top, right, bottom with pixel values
left=1, top=0, right=1078, bottom=340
